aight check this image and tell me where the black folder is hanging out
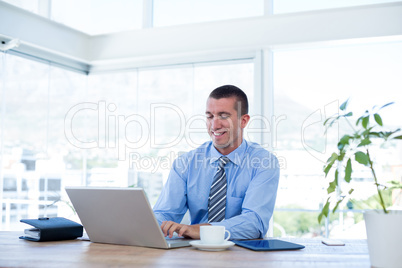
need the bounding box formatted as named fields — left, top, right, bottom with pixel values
left=19, top=217, right=83, bottom=242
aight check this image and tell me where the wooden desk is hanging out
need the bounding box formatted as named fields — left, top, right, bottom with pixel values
left=0, top=232, right=370, bottom=267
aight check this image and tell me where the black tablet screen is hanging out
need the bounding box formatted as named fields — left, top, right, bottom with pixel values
left=233, top=239, right=305, bottom=251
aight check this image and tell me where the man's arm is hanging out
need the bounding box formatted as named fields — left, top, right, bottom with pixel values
left=153, top=158, right=188, bottom=225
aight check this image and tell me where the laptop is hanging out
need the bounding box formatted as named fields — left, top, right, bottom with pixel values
left=65, top=186, right=192, bottom=249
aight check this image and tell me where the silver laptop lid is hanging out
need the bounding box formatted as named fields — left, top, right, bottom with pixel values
left=65, top=187, right=170, bottom=249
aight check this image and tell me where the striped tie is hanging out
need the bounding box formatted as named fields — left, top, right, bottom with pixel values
left=208, top=156, right=230, bottom=223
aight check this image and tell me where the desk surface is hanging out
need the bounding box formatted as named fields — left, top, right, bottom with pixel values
left=0, top=231, right=370, bottom=268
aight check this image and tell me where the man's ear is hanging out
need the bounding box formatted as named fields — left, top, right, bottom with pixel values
left=240, top=114, right=250, bottom=129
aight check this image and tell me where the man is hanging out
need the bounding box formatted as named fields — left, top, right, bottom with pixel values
left=153, top=85, right=280, bottom=240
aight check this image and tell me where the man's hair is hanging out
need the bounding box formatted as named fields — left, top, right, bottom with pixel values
left=209, top=85, right=249, bottom=116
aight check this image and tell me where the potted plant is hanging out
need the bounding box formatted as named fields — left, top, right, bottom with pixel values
left=318, top=99, right=402, bottom=268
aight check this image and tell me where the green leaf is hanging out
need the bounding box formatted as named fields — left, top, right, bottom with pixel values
left=362, top=127, right=374, bottom=138
left=323, top=115, right=342, bottom=126
left=335, top=169, right=339, bottom=183
left=337, top=152, right=345, bottom=162
left=348, top=188, right=354, bottom=195
left=358, top=138, right=371, bottom=147
left=327, top=180, right=336, bottom=194
left=326, top=153, right=338, bottom=165
left=353, top=133, right=361, bottom=140
left=332, top=199, right=343, bottom=214
left=355, top=151, right=369, bottom=166
left=337, top=142, right=345, bottom=151
left=318, top=212, right=324, bottom=224
left=324, top=153, right=338, bottom=176
left=324, top=163, right=333, bottom=177
left=362, top=116, right=369, bottom=129
left=368, top=132, right=381, bottom=138
left=328, top=115, right=341, bottom=128
left=338, top=135, right=351, bottom=150
left=374, top=113, right=383, bottom=126
left=344, top=159, right=352, bottom=183
left=323, top=199, right=330, bottom=215
left=327, top=170, right=340, bottom=194
left=340, top=99, right=349, bottom=111
left=382, top=131, right=397, bottom=139
left=323, top=117, right=334, bottom=126
left=394, top=135, right=402, bottom=140
left=356, top=117, right=362, bottom=126
left=344, top=111, right=353, bottom=117
left=339, top=135, right=352, bottom=144
left=318, top=199, right=331, bottom=223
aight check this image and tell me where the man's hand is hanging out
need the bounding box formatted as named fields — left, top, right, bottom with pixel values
left=160, top=221, right=210, bottom=239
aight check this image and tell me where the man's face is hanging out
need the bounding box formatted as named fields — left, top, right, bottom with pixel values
left=205, top=97, right=250, bottom=155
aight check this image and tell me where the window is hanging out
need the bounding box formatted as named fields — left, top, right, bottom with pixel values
left=85, top=62, right=254, bottom=205
left=2, top=0, right=143, bottom=35
left=274, top=0, right=401, bottom=14
left=153, top=0, right=264, bottom=27
left=2, top=0, right=41, bottom=15
left=0, top=53, right=87, bottom=230
left=39, top=178, right=61, bottom=192
left=0, top=53, right=255, bottom=230
left=273, top=41, right=402, bottom=238
left=51, top=0, right=143, bottom=35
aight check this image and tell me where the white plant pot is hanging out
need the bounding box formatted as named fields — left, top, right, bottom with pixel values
left=364, top=210, right=402, bottom=268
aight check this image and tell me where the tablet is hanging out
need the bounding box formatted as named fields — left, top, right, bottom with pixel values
left=233, top=239, right=305, bottom=251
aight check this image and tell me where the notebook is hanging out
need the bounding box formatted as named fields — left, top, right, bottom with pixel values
left=65, top=187, right=192, bottom=249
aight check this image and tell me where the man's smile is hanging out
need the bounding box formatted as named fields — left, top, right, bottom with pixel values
left=211, top=130, right=227, bottom=137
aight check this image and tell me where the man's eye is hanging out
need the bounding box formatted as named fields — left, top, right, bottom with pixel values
left=220, top=114, right=230, bottom=119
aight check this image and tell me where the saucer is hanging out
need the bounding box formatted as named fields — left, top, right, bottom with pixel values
left=189, top=240, right=235, bottom=251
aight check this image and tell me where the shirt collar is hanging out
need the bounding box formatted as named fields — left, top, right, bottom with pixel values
left=209, top=139, right=247, bottom=166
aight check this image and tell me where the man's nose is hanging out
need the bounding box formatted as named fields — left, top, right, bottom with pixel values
left=210, top=118, right=222, bottom=130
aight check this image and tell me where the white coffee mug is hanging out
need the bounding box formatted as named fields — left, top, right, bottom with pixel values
left=200, top=226, right=231, bottom=244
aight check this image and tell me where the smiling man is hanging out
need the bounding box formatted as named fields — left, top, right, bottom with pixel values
left=206, top=95, right=248, bottom=155
left=153, top=85, right=280, bottom=240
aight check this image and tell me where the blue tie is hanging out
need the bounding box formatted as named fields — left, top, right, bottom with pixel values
left=208, top=156, right=230, bottom=223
